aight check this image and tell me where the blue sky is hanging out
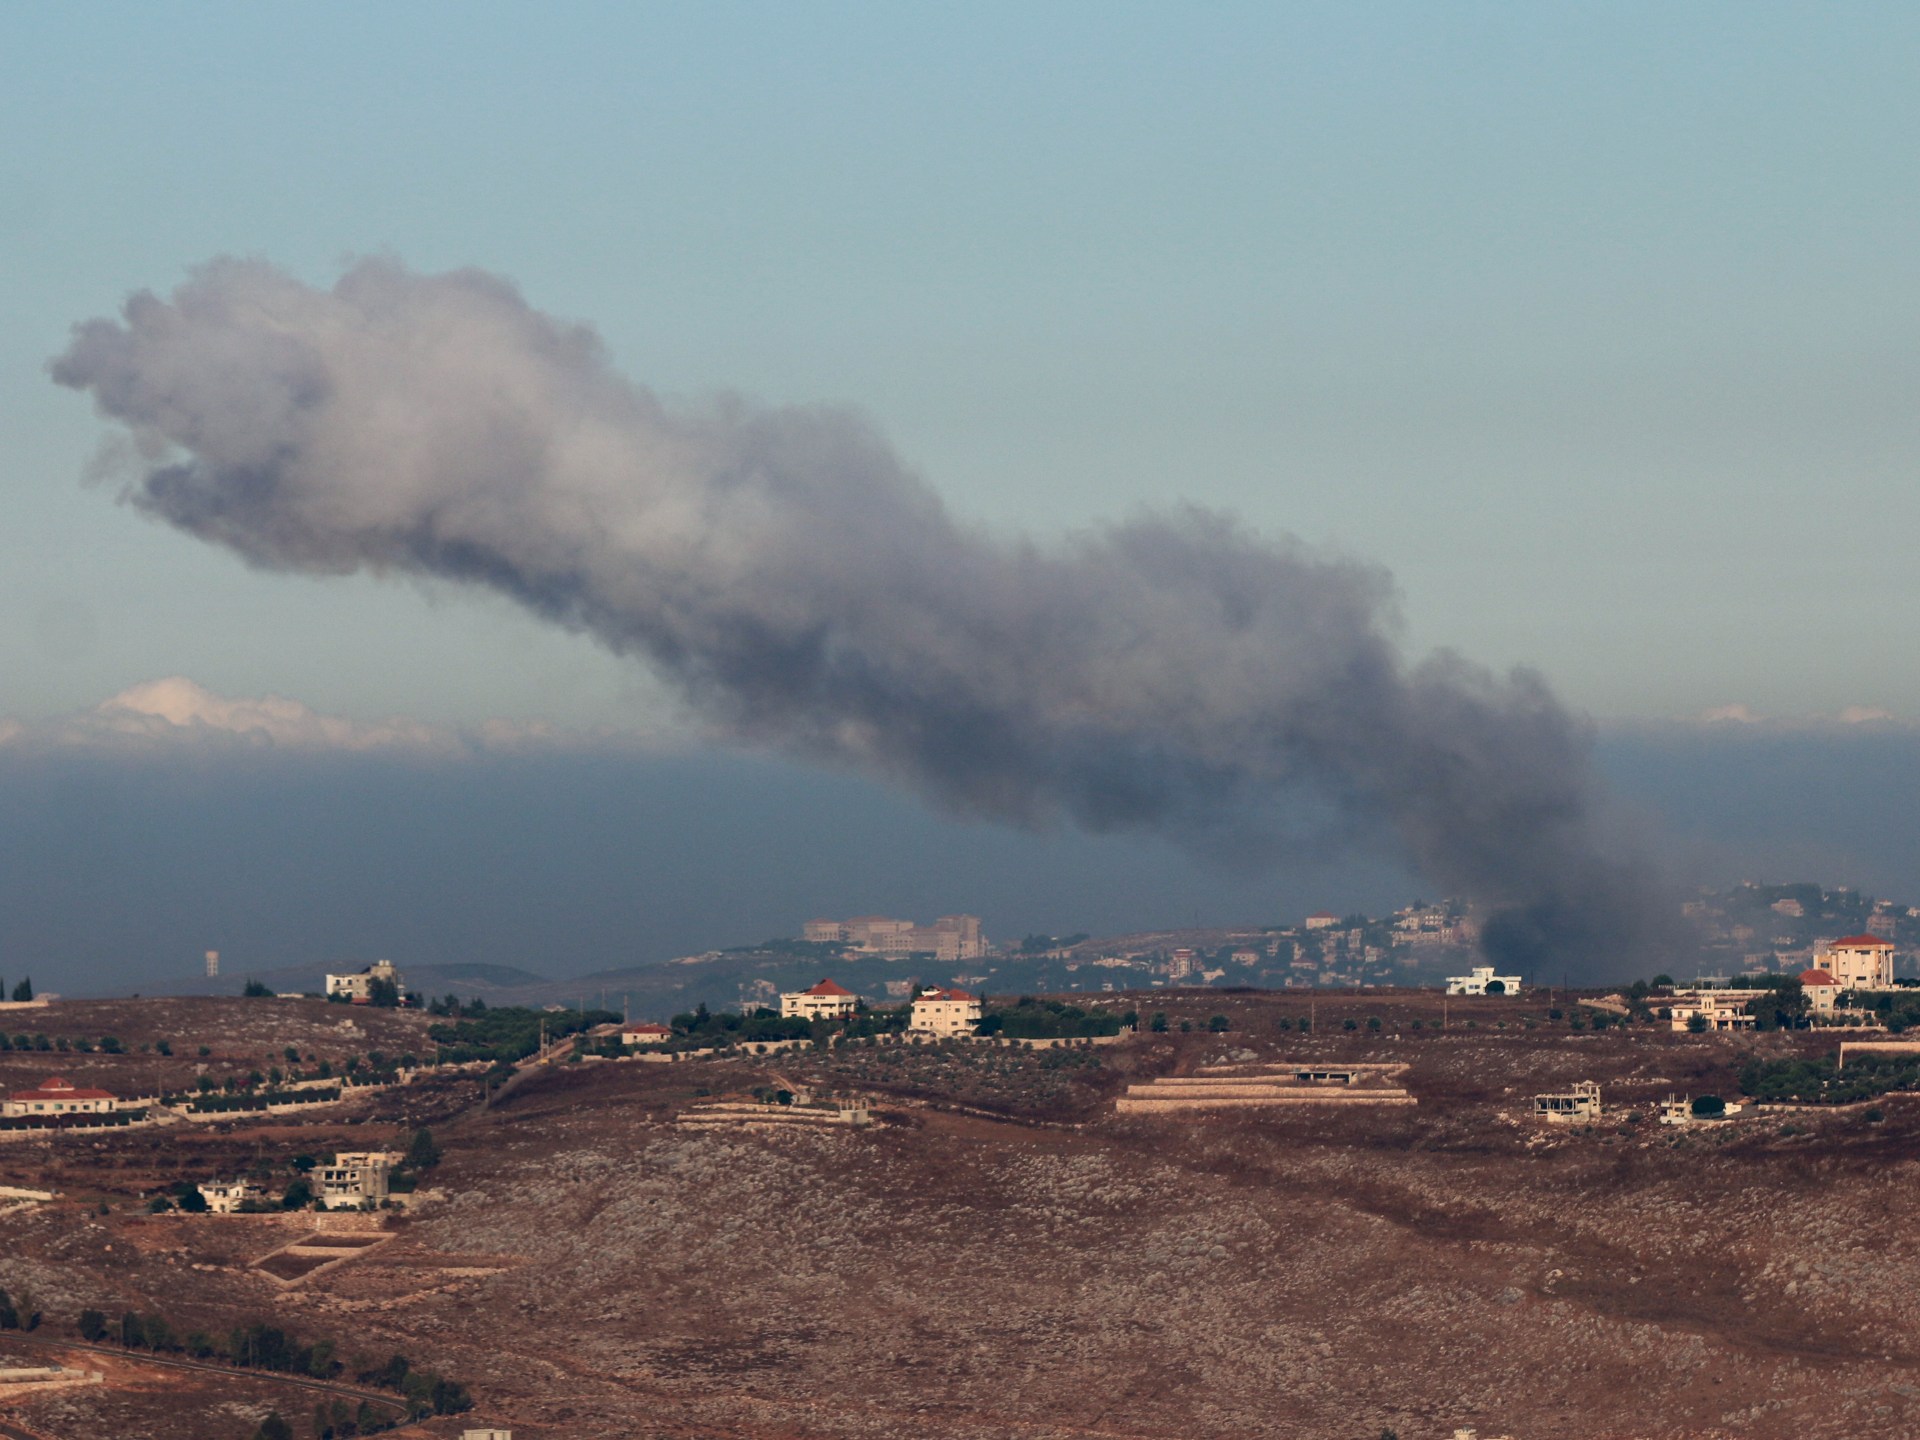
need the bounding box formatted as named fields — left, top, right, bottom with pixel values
left=6, top=2, right=1919, bottom=728
left=5, top=5, right=1920, bottom=989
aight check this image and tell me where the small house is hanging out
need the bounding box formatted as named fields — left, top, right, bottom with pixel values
left=779, top=979, right=858, bottom=1021
left=3, top=1076, right=118, bottom=1118
left=909, top=987, right=982, bottom=1037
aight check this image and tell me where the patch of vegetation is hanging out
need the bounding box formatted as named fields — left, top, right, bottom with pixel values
left=1740, top=1052, right=1920, bottom=1105
left=978, top=999, right=1125, bottom=1039
left=429, top=1006, right=615, bottom=1064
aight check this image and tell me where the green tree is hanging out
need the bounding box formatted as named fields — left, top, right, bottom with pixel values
left=1691, top=1094, right=1726, bottom=1118
left=155, top=1039, right=171, bottom=1056
left=282, top=1178, right=314, bottom=1210
left=0, top=1289, right=17, bottom=1330
left=367, top=977, right=400, bottom=1008
left=1149, top=1012, right=1169, bottom=1033
left=10, top=977, right=30, bottom=1003
left=1687, top=1013, right=1709, bottom=1034
left=243, top=979, right=273, bottom=997
left=100, top=1035, right=123, bottom=1054
left=254, top=1413, right=293, bottom=1440
left=1207, top=1015, right=1230, bottom=1033
left=76, top=1309, right=107, bottom=1342
left=120, top=1311, right=144, bottom=1347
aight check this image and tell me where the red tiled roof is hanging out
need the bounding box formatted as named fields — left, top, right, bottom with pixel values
left=916, top=988, right=977, bottom=1003
left=1307, top=911, right=1339, bottom=919
left=1798, top=969, right=1839, bottom=986
left=622, top=1022, right=671, bottom=1035
left=10, top=1075, right=115, bottom=1103
left=803, top=978, right=855, bottom=997
left=1831, top=935, right=1893, bottom=948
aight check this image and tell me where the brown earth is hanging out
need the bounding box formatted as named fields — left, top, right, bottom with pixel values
left=3, top=989, right=1918, bottom=1439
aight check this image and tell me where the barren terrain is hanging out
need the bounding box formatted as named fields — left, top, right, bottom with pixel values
left=2, top=991, right=1917, bottom=1438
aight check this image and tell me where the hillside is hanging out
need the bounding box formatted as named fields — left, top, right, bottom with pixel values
left=2, top=990, right=1919, bottom=1438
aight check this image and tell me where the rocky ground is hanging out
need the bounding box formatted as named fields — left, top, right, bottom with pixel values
left=2, top=989, right=1917, bottom=1438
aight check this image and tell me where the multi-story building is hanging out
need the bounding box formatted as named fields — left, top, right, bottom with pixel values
left=779, top=978, right=859, bottom=1021
left=1668, top=989, right=1757, bottom=1032
left=909, top=987, right=982, bottom=1038
left=325, top=958, right=403, bottom=1003
left=1303, top=912, right=1339, bottom=931
left=316, top=1151, right=400, bottom=1209
left=1819, top=935, right=1896, bottom=990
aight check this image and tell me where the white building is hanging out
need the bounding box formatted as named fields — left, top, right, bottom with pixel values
left=620, top=1022, right=673, bottom=1046
left=1668, top=989, right=1756, bottom=1032
left=316, top=1151, right=400, bottom=1209
left=1817, top=935, right=1896, bottom=991
left=325, top=958, right=403, bottom=1003
left=910, top=987, right=982, bottom=1038
left=1303, top=912, right=1339, bottom=930
left=197, top=1178, right=267, bottom=1213
left=3, top=1076, right=118, bottom=1118
left=779, top=978, right=859, bottom=1021
left=1445, top=966, right=1520, bottom=996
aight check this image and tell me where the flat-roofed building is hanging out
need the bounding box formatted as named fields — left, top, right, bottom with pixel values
left=325, top=958, right=403, bottom=1003
left=1445, top=965, right=1520, bottom=996
left=1818, top=935, right=1896, bottom=991
left=909, top=987, right=982, bottom=1038
left=316, top=1151, right=400, bottom=1209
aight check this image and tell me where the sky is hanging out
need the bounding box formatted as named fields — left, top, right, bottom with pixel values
left=2, top=4, right=1918, bottom=989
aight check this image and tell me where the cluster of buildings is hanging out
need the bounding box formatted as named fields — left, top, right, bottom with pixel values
left=1672, top=936, right=1899, bottom=1031
left=777, top=978, right=984, bottom=1037
left=198, top=1150, right=401, bottom=1213
left=801, top=915, right=988, bottom=962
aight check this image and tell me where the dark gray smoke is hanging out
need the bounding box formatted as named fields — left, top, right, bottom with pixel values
left=52, top=257, right=1671, bottom=978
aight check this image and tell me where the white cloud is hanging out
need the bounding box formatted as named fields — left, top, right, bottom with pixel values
left=1836, top=705, right=1895, bottom=725
left=1696, top=704, right=1763, bottom=724
left=0, top=678, right=687, bottom=757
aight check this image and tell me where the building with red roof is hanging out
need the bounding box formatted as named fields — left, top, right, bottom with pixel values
left=3, top=1075, right=118, bottom=1118
left=779, top=977, right=859, bottom=1021
left=910, top=986, right=983, bottom=1038
left=1819, top=935, right=1896, bottom=992
left=620, top=1022, right=673, bottom=1047
left=1798, top=968, right=1842, bottom=1015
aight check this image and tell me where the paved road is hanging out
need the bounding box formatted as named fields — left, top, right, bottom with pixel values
left=0, top=1330, right=408, bottom=1419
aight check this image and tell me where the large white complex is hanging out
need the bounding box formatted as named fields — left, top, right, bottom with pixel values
left=802, top=915, right=987, bottom=961
left=779, top=978, right=859, bottom=1021
left=1445, top=966, right=1520, bottom=996
left=1817, top=935, right=1896, bottom=991
left=909, top=987, right=983, bottom=1037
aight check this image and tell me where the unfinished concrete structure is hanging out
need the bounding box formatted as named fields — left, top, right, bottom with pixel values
left=1532, top=1080, right=1602, bottom=1123
left=1115, top=1062, right=1415, bottom=1115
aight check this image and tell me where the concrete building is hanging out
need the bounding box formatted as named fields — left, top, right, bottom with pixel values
left=3, top=1076, right=117, bottom=1118
left=197, top=1178, right=267, bottom=1213
left=910, top=987, right=982, bottom=1038
left=1445, top=965, right=1520, bottom=996
left=316, top=1151, right=400, bottom=1209
left=1798, top=967, right=1842, bottom=1015
left=325, top=958, right=403, bottom=1003
left=461, top=1429, right=512, bottom=1439
left=1303, top=911, right=1339, bottom=930
left=780, top=978, right=859, bottom=1021
left=1668, top=989, right=1757, bottom=1032
left=1818, top=935, right=1896, bottom=991
left=620, top=1022, right=673, bottom=1046
left=1533, top=1081, right=1602, bottom=1123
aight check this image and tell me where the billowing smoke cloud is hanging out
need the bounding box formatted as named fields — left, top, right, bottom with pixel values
left=52, top=258, right=1672, bottom=977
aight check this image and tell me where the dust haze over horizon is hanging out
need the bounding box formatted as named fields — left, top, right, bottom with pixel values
left=51, top=258, right=1680, bottom=978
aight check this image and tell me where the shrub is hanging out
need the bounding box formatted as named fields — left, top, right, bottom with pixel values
left=1207, top=1015, right=1229, bottom=1033
left=1691, top=1095, right=1726, bottom=1119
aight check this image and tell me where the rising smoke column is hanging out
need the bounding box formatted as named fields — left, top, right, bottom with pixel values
left=52, top=258, right=1668, bottom=976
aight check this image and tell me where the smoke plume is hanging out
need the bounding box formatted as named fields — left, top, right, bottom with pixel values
left=52, top=258, right=1670, bottom=977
